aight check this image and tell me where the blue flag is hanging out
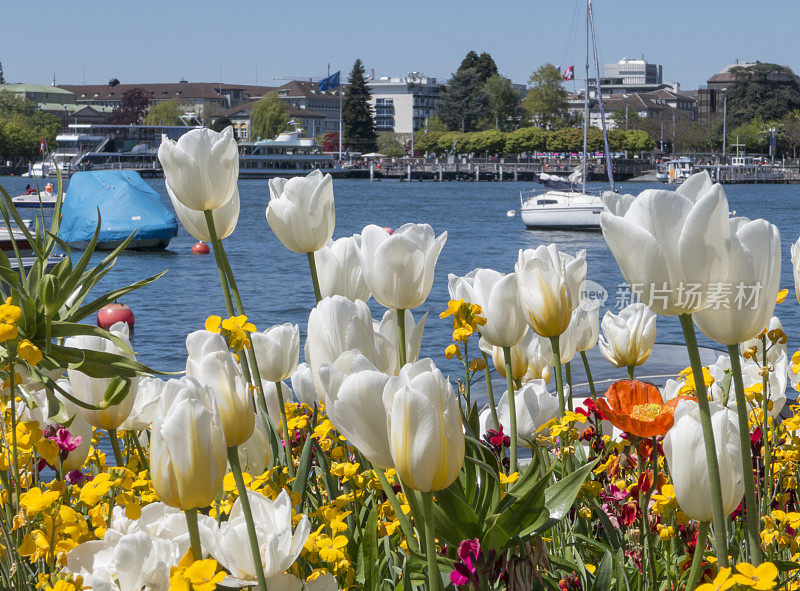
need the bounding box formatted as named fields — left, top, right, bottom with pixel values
left=318, top=71, right=341, bottom=91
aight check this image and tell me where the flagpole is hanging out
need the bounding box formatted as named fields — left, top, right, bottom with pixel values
left=338, top=81, right=343, bottom=162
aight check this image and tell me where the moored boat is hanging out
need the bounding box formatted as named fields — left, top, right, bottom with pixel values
left=59, top=171, right=178, bottom=250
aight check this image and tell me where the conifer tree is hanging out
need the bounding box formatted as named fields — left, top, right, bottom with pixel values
left=342, top=59, right=377, bottom=153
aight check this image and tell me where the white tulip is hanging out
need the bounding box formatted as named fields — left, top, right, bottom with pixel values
left=377, top=309, right=426, bottom=373
left=150, top=377, right=227, bottom=510
left=739, top=316, right=786, bottom=365
left=290, top=362, right=318, bottom=407
left=598, top=303, right=657, bottom=368
left=516, top=244, right=586, bottom=338
left=694, top=217, right=781, bottom=345
left=572, top=304, right=600, bottom=353
left=601, top=171, right=732, bottom=315
left=663, top=399, right=744, bottom=521
left=251, top=323, right=300, bottom=382
left=495, top=380, right=560, bottom=447
left=158, top=126, right=239, bottom=211
left=480, top=330, right=551, bottom=384
left=66, top=530, right=179, bottom=591
left=458, top=268, right=528, bottom=348
left=792, top=236, right=800, bottom=306
left=707, top=353, right=787, bottom=419
left=259, top=380, right=289, bottom=435
left=383, top=359, right=464, bottom=491
left=235, top=418, right=269, bottom=476
left=538, top=324, right=577, bottom=365
left=447, top=270, right=475, bottom=301
left=305, top=296, right=395, bottom=396
left=185, top=330, right=229, bottom=378
left=266, top=170, right=335, bottom=253
left=317, top=350, right=380, bottom=410
left=316, top=234, right=371, bottom=301
left=120, top=376, right=165, bottom=431
left=214, top=490, right=310, bottom=582
left=191, top=350, right=254, bottom=447
left=329, top=368, right=393, bottom=469
left=168, top=187, right=239, bottom=242
left=65, top=322, right=139, bottom=430
left=358, top=223, right=447, bottom=310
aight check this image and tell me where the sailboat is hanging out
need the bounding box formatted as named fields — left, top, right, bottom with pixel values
left=520, top=0, right=614, bottom=231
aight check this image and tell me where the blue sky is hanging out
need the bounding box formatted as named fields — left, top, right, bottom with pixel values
left=3, top=0, right=800, bottom=91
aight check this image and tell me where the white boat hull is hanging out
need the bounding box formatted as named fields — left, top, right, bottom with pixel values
left=521, top=205, right=602, bottom=230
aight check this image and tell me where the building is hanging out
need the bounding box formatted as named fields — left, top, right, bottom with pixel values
left=0, top=83, right=75, bottom=105
left=695, top=60, right=800, bottom=124
left=584, top=57, right=677, bottom=98
left=569, top=89, right=697, bottom=129
left=0, top=83, right=112, bottom=125
left=367, top=73, right=440, bottom=134
left=276, top=80, right=344, bottom=136
left=213, top=102, right=326, bottom=141
left=58, top=81, right=278, bottom=118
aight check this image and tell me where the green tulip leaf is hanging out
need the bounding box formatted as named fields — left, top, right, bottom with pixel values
left=101, top=376, right=130, bottom=408
left=545, top=459, right=599, bottom=521
left=292, top=428, right=315, bottom=505
left=590, top=550, right=613, bottom=591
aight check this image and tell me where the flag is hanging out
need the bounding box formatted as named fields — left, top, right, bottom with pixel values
left=562, top=66, right=575, bottom=81
left=318, top=71, right=341, bottom=91
left=40, top=138, right=47, bottom=156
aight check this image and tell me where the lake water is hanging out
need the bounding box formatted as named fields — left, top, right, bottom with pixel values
left=2, top=175, right=800, bottom=395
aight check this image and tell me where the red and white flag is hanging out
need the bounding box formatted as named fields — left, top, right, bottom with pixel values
left=562, top=66, right=575, bottom=81
left=40, top=138, right=47, bottom=156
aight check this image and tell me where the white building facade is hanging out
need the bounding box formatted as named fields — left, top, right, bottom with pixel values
left=367, top=73, right=440, bottom=134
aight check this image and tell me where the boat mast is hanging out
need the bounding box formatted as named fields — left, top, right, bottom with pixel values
left=582, top=0, right=589, bottom=193
left=588, top=0, right=616, bottom=192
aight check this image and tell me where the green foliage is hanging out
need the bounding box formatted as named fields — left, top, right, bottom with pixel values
left=376, top=132, right=405, bottom=158
left=0, top=91, right=60, bottom=161
left=623, top=129, right=656, bottom=153
left=459, top=50, right=499, bottom=82
left=547, top=127, right=583, bottom=152
left=143, top=100, right=183, bottom=126
left=523, top=63, right=570, bottom=130
left=210, top=116, right=234, bottom=133
left=424, top=115, right=447, bottom=132
left=782, top=110, right=800, bottom=156
left=727, top=62, right=800, bottom=127
left=483, top=75, right=523, bottom=131
left=470, top=129, right=506, bottom=154
left=414, top=130, right=444, bottom=154
left=504, top=127, right=548, bottom=153
left=438, top=50, right=499, bottom=132
left=250, top=92, right=290, bottom=141
left=342, top=59, right=377, bottom=152
left=606, top=128, right=627, bottom=152
left=727, top=117, right=777, bottom=153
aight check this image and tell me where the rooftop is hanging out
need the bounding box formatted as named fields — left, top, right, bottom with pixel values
left=0, top=83, right=74, bottom=95
left=217, top=100, right=326, bottom=119
left=278, top=80, right=345, bottom=98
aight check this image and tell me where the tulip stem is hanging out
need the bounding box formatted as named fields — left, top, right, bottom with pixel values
left=549, top=335, right=566, bottom=417
left=678, top=314, right=729, bottom=568
left=306, top=252, right=322, bottom=304
left=203, top=210, right=236, bottom=317
left=107, top=429, right=124, bottom=467
left=760, top=336, right=772, bottom=521
left=396, top=308, right=407, bottom=367
left=685, top=521, right=710, bottom=591
left=274, top=381, right=294, bottom=477
left=421, top=491, right=443, bottom=591
left=375, top=469, right=419, bottom=553
left=565, top=361, right=573, bottom=412
left=580, top=351, right=601, bottom=437
left=726, top=344, right=763, bottom=565
left=184, top=509, right=203, bottom=560
left=227, top=446, right=269, bottom=591
left=501, top=346, right=518, bottom=474
left=627, top=365, right=635, bottom=380
left=481, top=350, right=500, bottom=436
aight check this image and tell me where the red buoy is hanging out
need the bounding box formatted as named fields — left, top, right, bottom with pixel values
left=97, top=303, right=134, bottom=332
left=383, top=227, right=394, bottom=235
left=192, top=241, right=210, bottom=255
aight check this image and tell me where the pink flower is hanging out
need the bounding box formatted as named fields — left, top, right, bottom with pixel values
left=53, top=428, right=82, bottom=452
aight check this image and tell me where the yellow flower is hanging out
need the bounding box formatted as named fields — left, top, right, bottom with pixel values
left=439, top=299, right=486, bottom=343
left=777, top=288, right=788, bottom=304
left=170, top=552, right=226, bottom=591
left=696, top=567, right=735, bottom=591
left=468, top=358, right=486, bottom=372
left=444, top=344, right=460, bottom=360
left=17, top=339, right=42, bottom=366
left=45, top=581, right=81, bottom=591
left=20, top=487, right=61, bottom=517
left=498, top=472, right=519, bottom=485
left=204, top=315, right=222, bottom=333
left=0, top=297, right=21, bottom=342
left=79, top=473, right=115, bottom=506
left=732, top=562, right=778, bottom=590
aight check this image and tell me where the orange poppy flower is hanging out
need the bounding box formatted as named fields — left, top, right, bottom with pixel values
left=596, top=380, right=686, bottom=438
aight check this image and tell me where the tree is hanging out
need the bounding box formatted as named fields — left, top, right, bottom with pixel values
left=782, top=111, right=800, bottom=157
left=727, top=117, right=775, bottom=153
left=321, top=132, right=339, bottom=153
left=523, top=64, right=570, bottom=130
left=376, top=132, right=405, bottom=157
left=0, top=62, right=5, bottom=85
left=210, top=116, right=234, bottom=133
left=110, top=88, right=149, bottom=125
left=414, top=130, right=444, bottom=154
left=143, top=100, right=183, bottom=126
left=484, top=75, right=522, bottom=130
left=438, top=51, right=499, bottom=132
left=504, top=127, right=549, bottom=154
left=623, top=129, right=656, bottom=153
left=470, top=130, right=506, bottom=154
left=342, top=59, right=377, bottom=152
left=606, top=129, right=627, bottom=152
left=424, top=115, right=447, bottom=132
left=727, top=63, right=800, bottom=126
left=250, top=92, right=290, bottom=141
left=546, top=127, right=582, bottom=152
left=0, top=90, right=32, bottom=115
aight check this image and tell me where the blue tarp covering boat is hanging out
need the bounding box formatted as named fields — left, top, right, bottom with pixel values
left=59, top=171, right=178, bottom=250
